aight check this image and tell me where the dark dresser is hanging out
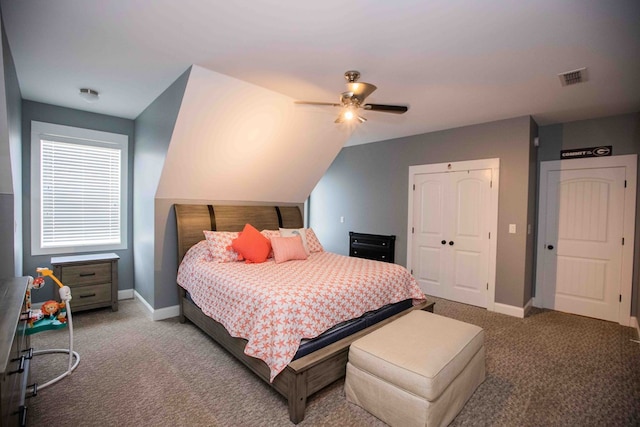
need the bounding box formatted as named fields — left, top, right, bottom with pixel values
left=0, top=277, right=32, bottom=427
left=349, top=232, right=396, bottom=263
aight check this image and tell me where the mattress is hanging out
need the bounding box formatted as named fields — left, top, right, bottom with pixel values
left=185, top=290, right=413, bottom=360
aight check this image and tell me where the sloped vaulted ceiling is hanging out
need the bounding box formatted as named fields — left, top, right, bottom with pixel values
left=157, top=65, right=353, bottom=202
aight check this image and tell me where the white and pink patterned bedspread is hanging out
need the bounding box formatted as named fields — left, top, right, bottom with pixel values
left=177, top=241, right=425, bottom=381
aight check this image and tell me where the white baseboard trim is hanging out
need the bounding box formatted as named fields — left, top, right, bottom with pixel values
left=133, top=290, right=180, bottom=321
left=493, top=301, right=527, bottom=318
left=118, top=289, right=134, bottom=300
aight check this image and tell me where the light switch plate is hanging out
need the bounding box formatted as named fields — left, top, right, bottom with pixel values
left=509, top=224, right=516, bottom=234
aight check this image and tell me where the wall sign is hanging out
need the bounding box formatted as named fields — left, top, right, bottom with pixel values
left=560, top=146, right=612, bottom=159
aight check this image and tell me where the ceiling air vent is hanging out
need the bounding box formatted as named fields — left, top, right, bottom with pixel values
left=558, top=67, right=588, bottom=86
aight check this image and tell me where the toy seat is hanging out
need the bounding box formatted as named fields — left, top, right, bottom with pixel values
left=26, top=270, right=80, bottom=390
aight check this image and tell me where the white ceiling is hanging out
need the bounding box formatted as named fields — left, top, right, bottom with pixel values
left=2, top=0, right=639, bottom=146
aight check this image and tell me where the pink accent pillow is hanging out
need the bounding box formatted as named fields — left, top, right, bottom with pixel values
left=271, top=235, right=309, bottom=264
left=203, top=230, right=239, bottom=263
left=305, top=228, right=324, bottom=252
left=279, top=228, right=310, bottom=255
left=232, top=224, right=272, bottom=264
left=261, top=230, right=280, bottom=258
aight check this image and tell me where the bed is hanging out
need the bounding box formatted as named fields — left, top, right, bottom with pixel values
left=174, top=204, right=428, bottom=423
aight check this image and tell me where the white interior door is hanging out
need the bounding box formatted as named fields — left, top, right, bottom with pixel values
left=536, top=155, right=637, bottom=325
left=411, top=169, right=492, bottom=307
left=411, top=172, right=449, bottom=299
left=541, top=167, right=625, bottom=322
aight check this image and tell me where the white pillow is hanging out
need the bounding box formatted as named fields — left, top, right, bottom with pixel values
left=279, top=228, right=310, bottom=255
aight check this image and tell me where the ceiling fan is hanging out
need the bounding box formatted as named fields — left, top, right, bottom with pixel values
left=295, top=70, right=409, bottom=123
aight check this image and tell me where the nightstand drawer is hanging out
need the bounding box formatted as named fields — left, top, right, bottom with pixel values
left=351, top=247, right=391, bottom=262
left=72, top=283, right=112, bottom=307
left=60, top=263, right=111, bottom=286
left=52, top=253, right=119, bottom=312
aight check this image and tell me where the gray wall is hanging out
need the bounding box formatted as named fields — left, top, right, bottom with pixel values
left=21, top=101, right=135, bottom=302
left=133, top=68, right=190, bottom=308
left=537, top=112, right=640, bottom=316
left=310, top=116, right=536, bottom=308
left=0, top=12, right=22, bottom=279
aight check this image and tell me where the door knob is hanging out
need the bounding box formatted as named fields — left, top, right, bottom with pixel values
left=441, top=240, right=446, bottom=245
left=449, top=241, right=454, bottom=246
left=547, top=244, right=554, bottom=250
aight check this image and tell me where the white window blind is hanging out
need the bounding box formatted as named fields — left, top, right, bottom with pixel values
left=31, top=121, right=128, bottom=255
left=41, top=139, right=122, bottom=248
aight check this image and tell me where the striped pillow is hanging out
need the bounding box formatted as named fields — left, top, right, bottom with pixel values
left=271, top=235, right=308, bottom=264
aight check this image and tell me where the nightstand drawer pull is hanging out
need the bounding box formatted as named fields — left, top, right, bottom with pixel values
left=79, top=272, right=96, bottom=277
left=79, top=293, right=97, bottom=298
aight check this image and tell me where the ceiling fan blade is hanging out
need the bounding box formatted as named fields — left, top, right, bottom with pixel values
left=363, top=104, right=408, bottom=114
left=295, top=101, right=341, bottom=107
left=345, top=82, right=377, bottom=101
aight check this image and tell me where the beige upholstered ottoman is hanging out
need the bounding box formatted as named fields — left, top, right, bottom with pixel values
left=345, top=310, right=485, bottom=427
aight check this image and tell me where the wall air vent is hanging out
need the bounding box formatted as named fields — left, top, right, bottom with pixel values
left=558, top=67, right=588, bottom=86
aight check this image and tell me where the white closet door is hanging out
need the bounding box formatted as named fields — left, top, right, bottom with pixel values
left=412, top=171, right=450, bottom=299
left=412, top=169, right=491, bottom=307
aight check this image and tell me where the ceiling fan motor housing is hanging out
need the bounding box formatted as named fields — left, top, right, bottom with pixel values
left=344, top=70, right=361, bottom=82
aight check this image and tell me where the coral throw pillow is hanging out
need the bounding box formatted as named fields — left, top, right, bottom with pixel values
left=271, top=235, right=309, bottom=264
left=232, top=224, right=272, bottom=263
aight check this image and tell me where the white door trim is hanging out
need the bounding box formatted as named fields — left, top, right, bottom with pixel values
left=407, top=158, right=500, bottom=312
left=535, top=154, right=637, bottom=326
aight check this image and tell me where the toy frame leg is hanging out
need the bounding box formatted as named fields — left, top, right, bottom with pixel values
left=31, top=300, right=80, bottom=390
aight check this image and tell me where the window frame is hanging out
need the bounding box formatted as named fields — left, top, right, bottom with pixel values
left=30, top=121, right=128, bottom=255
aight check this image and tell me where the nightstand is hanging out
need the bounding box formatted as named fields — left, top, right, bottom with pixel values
left=51, top=253, right=119, bottom=312
left=349, top=232, right=396, bottom=263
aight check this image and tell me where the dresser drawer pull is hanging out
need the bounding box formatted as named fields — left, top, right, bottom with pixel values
left=79, top=272, right=96, bottom=277
left=18, top=405, right=27, bottom=427
left=18, top=357, right=30, bottom=418
left=23, top=347, right=33, bottom=360
left=79, top=293, right=97, bottom=298
left=10, top=355, right=26, bottom=374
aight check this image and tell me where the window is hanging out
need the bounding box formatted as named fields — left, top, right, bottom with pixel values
left=31, top=121, right=128, bottom=255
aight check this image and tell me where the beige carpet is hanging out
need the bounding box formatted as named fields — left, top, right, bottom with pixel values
left=26, top=297, right=640, bottom=426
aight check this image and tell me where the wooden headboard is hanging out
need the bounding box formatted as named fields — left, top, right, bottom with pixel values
left=174, top=204, right=303, bottom=263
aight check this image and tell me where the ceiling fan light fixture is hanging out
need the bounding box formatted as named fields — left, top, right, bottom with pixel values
left=343, top=109, right=355, bottom=121
left=79, top=88, right=99, bottom=103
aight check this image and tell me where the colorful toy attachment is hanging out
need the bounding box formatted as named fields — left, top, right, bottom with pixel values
left=26, top=268, right=73, bottom=335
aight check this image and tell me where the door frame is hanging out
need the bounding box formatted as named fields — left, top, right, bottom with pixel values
left=407, top=158, right=500, bottom=311
left=534, top=154, right=637, bottom=326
